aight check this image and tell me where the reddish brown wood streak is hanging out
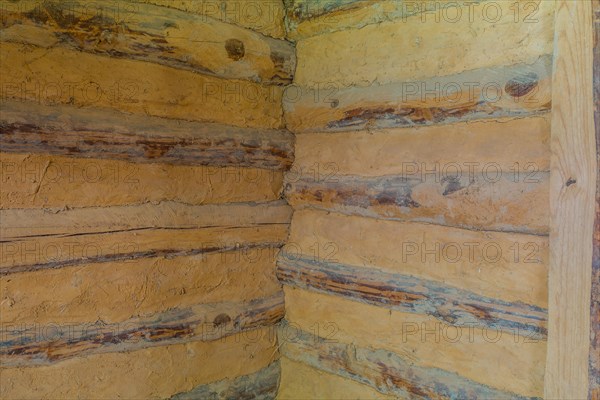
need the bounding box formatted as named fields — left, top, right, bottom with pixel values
left=0, top=100, right=295, bottom=169
left=0, top=294, right=284, bottom=367
left=286, top=172, right=550, bottom=235
left=277, top=257, right=547, bottom=337
left=330, top=101, right=542, bottom=131
left=279, top=321, right=538, bottom=400
left=1, top=0, right=295, bottom=85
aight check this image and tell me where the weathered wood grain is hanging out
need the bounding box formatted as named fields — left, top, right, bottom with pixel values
left=0, top=326, right=278, bottom=399
left=284, top=0, right=486, bottom=41
left=284, top=56, right=552, bottom=133
left=0, top=43, right=284, bottom=129
left=1, top=200, right=290, bottom=238
left=135, top=0, right=286, bottom=39
left=0, top=0, right=295, bottom=84
left=0, top=153, right=284, bottom=209
left=292, top=0, right=554, bottom=88
left=591, top=2, right=600, bottom=398
left=277, top=257, right=547, bottom=337
left=278, top=357, right=396, bottom=400
left=0, top=293, right=283, bottom=367
left=286, top=170, right=549, bottom=235
left=292, top=115, right=551, bottom=177
left=1, top=249, right=281, bottom=325
left=171, top=360, right=280, bottom=400
left=279, top=321, right=539, bottom=400
left=284, top=0, right=381, bottom=41
left=545, top=1, right=596, bottom=398
left=0, top=100, right=294, bottom=170
left=0, top=201, right=291, bottom=274
left=287, top=210, right=549, bottom=307
left=284, top=288, right=546, bottom=397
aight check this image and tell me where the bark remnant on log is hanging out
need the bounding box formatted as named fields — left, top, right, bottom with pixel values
left=277, top=257, right=547, bottom=337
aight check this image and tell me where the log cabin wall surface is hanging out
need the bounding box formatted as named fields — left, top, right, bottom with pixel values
left=0, top=1, right=294, bottom=398
left=277, top=1, right=554, bottom=398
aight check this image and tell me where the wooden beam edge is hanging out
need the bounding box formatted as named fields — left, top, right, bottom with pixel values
left=170, top=360, right=280, bottom=400
left=546, top=1, right=596, bottom=398
left=0, top=293, right=284, bottom=367
left=276, top=256, right=548, bottom=338
left=0, top=100, right=295, bottom=170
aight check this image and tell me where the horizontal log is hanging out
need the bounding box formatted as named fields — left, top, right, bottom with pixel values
left=1, top=249, right=281, bottom=325
left=285, top=0, right=365, bottom=22
left=293, top=0, right=554, bottom=87
left=0, top=43, right=284, bottom=129
left=278, top=357, right=396, bottom=400
left=135, top=0, right=286, bottom=39
left=285, top=0, right=390, bottom=41
left=1, top=200, right=290, bottom=238
left=0, top=201, right=291, bottom=274
left=283, top=287, right=546, bottom=397
left=0, top=153, right=284, bottom=209
left=277, top=257, right=547, bottom=337
left=171, top=360, right=280, bottom=400
left=0, top=293, right=283, bottom=367
left=0, top=326, right=277, bottom=399
left=1, top=0, right=294, bottom=84
left=0, top=228, right=287, bottom=275
left=286, top=170, right=550, bottom=235
left=0, top=100, right=294, bottom=169
left=285, top=0, right=468, bottom=41
left=279, top=322, right=539, bottom=400
left=284, top=55, right=552, bottom=133
left=292, top=115, right=550, bottom=176
left=287, top=210, right=548, bottom=307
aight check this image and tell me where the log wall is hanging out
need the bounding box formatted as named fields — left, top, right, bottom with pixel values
left=278, top=1, right=554, bottom=398
left=0, top=0, right=292, bottom=398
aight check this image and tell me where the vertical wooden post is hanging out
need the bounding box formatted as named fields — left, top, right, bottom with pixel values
left=546, top=1, right=597, bottom=398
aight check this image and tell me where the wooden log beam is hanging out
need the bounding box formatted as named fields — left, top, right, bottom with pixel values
left=0, top=201, right=291, bottom=274
left=292, top=115, right=551, bottom=177
left=288, top=210, right=549, bottom=308
left=135, top=0, right=286, bottom=39
left=292, top=1, right=554, bottom=88
left=0, top=327, right=277, bottom=399
left=285, top=170, right=549, bottom=235
left=1, top=250, right=281, bottom=326
left=284, top=56, right=552, bottom=133
left=1, top=200, right=291, bottom=238
left=277, top=257, right=547, bottom=337
left=284, top=288, right=546, bottom=397
left=545, top=1, right=596, bottom=398
left=171, top=361, right=280, bottom=400
left=0, top=43, right=284, bottom=129
left=285, top=0, right=366, bottom=25
left=278, top=357, right=397, bottom=400
left=0, top=0, right=295, bottom=85
left=0, top=153, right=284, bottom=209
left=279, top=321, right=539, bottom=400
left=284, top=0, right=369, bottom=39
left=0, top=101, right=294, bottom=170
left=284, top=0, right=487, bottom=41
left=0, top=293, right=283, bottom=367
